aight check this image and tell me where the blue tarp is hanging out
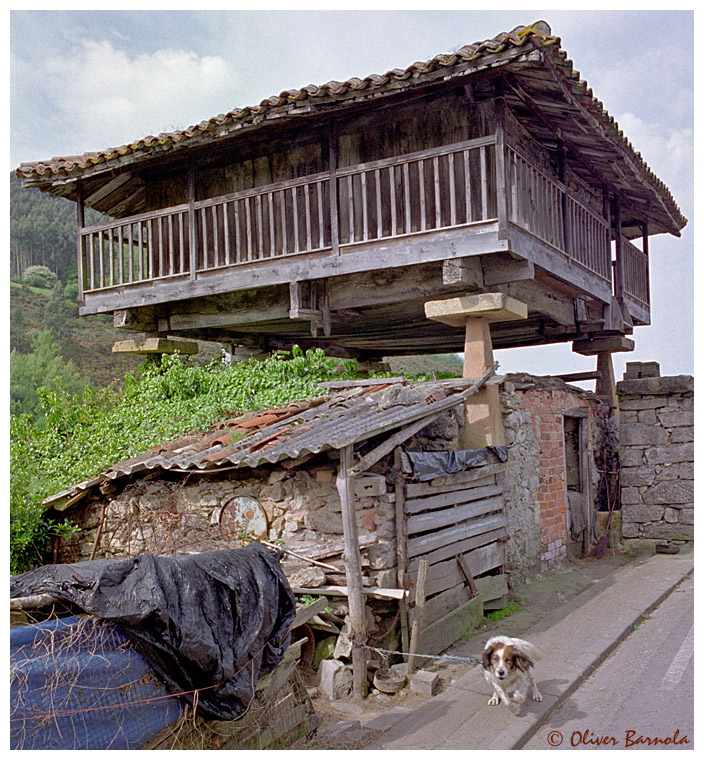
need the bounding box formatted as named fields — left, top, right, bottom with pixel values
left=10, top=616, right=184, bottom=750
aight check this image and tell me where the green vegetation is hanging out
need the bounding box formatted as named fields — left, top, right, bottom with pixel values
left=459, top=600, right=522, bottom=641
left=485, top=600, right=522, bottom=622
left=10, top=348, right=366, bottom=574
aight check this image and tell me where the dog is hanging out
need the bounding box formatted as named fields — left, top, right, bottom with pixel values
left=482, top=635, right=542, bottom=713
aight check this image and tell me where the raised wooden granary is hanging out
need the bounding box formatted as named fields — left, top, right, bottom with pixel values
left=16, top=21, right=685, bottom=363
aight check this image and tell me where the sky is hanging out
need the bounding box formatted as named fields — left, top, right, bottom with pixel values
left=9, top=7, right=696, bottom=382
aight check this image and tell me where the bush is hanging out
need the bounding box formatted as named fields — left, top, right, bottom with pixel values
left=9, top=348, right=372, bottom=574
left=22, top=264, right=58, bottom=290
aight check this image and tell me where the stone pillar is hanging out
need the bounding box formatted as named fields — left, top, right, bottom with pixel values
left=573, top=335, right=635, bottom=413
left=425, top=293, right=527, bottom=449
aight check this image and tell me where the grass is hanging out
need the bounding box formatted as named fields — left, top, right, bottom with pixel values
left=459, top=599, right=522, bottom=641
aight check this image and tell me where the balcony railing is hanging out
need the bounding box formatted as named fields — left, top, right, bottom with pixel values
left=505, top=146, right=612, bottom=282
left=620, top=237, right=650, bottom=310
left=77, top=137, right=646, bottom=313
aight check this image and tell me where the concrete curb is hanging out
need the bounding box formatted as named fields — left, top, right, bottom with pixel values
left=369, top=552, right=693, bottom=750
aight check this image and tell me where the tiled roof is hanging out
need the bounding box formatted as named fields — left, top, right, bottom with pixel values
left=15, top=20, right=686, bottom=233
left=18, top=22, right=557, bottom=182
left=43, top=375, right=490, bottom=510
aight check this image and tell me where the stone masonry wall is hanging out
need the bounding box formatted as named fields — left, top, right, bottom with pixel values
left=501, top=376, right=611, bottom=575
left=617, top=375, right=694, bottom=542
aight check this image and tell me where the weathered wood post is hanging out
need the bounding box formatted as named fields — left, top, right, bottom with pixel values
left=425, top=293, right=527, bottom=448
left=336, top=444, right=367, bottom=700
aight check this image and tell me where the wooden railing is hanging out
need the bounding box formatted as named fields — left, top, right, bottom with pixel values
left=78, top=138, right=497, bottom=294
left=620, top=237, right=650, bottom=309
left=78, top=137, right=631, bottom=307
left=505, top=146, right=612, bottom=282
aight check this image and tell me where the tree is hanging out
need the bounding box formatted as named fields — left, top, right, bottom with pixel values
left=22, top=264, right=58, bottom=290
left=44, top=281, right=76, bottom=346
left=10, top=330, right=85, bottom=423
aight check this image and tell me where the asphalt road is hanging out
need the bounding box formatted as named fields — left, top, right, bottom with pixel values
left=523, top=574, right=694, bottom=751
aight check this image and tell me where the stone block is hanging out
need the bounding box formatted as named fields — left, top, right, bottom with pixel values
left=621, top=467, right=655, bottom=488
left=642, top=480, right=694, bottom=505
left=670, top=427, right=694, bottom=443
left=621, top=486, right=643, bottom=506
left=304, top=509, right=344, bottom=534
left=617, top=376, right=693, bottom=396
left=410, top=670, right=440, bottom=697
left=680, top=509, right=694, bottom=525
left=622, top=504, right=664, bottom=523
left=641, top=522, right=694, bottom=541
left=367, top=540, right=396, bottom=570
left=318, top=659, right=353, bottom=701
left=679, top=462, right=694, bottom=480
left=637, top=409, right=657, bottom=425
left=658, top=410, right=694, bottom=428
left=620, top=423, right=668, bottom=446
left=425, top=292, right=527, bottom=326
left=619, top=397, right=667, bottom=411
left=654, top=463, right=678, bottom=481
left=663, top=507, right=680, bottom=523
left=645, top=443, right=694, bottom=466
left=620, top=521, right=639, bottom=538
left=289, top=565, right=327, bottom=588
left=354, top=475, right=387, bottom=498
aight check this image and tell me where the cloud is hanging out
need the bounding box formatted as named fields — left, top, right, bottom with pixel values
left=614, top=112, right=693, bottom=215
left=14, top=38, right=236, bottom=160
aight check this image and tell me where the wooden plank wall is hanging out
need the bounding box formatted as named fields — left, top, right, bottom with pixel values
left=405, top=462, right=508, bottom=628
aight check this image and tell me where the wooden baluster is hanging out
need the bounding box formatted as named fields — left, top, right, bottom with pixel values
left=464, top=149, right=472, bottom=223
left=433, top=156, right=441, bottom=229
left=281, top=191, right=288, bottom=255
left=317, top=181, right=324, bottom=249
left=403, top=162, right=411, bottom=233
left=245, top=196, right=253, bottom=260
left=257, top=194, right=264, bottom=260
left=419, top=160, right=426, bottom=231
left=270, top=192, right=277, bottom=256
left=304, top=184, right=312, bottom=252
left=127, top=223, right=134, bottom=283
left=361, top=171, right=368, bottom=241
left=390, top=167, right=398, bottom=237
left=348, top=176, right=355, bottom=243
left=375, top=168, right=382, bottom=239
left=449, top=152, right=457, bottom=227
left=211, top=205, right=219, bottom=267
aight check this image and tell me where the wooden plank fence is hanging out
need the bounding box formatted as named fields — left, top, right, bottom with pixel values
left=402, top=460, right=508, bottom=655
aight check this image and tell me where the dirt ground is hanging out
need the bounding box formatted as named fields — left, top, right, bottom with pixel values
left=293, top=546, right=650, bottom=745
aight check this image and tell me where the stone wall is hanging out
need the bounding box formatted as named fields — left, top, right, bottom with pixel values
left=617, top=374, right=694, bottom=542
left=56, top=408, right=462, bottom=590
left=501, top=375, right=612, bottom=576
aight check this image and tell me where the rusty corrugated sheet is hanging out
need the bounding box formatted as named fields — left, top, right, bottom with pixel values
left=42, top=377, right=482, bottom=509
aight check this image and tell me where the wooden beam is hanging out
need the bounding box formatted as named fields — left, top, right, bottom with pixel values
left=336, top=444, right=367, bottom=701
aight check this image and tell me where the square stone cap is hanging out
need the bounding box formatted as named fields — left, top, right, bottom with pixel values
left=424, top=292, right=528, bottom=326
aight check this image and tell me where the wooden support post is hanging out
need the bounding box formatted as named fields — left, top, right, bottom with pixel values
left=425, top=293, right=526, bottom=449
left=76, top=182, right=85, bottom=305
left=394, top=448, right=410, bottom=657
left=494, top=81, right=509, bottom=241
left=596, top=351, right=619, bottom=413
left=612, top=197, right=624, bottom=306
left=456, top=553, right=479, bottom=598
left=406, top=558, right=428, bottom=676
left=336, top=444, right=367, bottom=701
left=188, top=160, right=197, bottom=281
left=329, top=119, right=340, bottom=256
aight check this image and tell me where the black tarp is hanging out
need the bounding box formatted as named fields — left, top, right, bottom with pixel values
left=405, top=446, right=509, bottom=481
left=9, top=542, right=296, bottom=721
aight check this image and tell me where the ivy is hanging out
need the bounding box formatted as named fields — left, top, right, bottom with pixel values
left=9, top=348, right=370, bottom=574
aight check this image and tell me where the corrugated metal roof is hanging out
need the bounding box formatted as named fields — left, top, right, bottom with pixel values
left=43, top=375, right=491, bottom=510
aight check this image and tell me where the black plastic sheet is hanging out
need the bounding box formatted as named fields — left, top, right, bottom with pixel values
left=10, top=543, right=296, bottom=721
left=405, top=446, right=508, bottom=481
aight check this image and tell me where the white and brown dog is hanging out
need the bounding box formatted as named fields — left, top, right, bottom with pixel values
left=482, top=635, right=542, bottom=713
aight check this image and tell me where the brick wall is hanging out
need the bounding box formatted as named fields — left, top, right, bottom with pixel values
left=617, top=374, right=694, bottom=542
left=502, top=375, right=612, bottom=573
